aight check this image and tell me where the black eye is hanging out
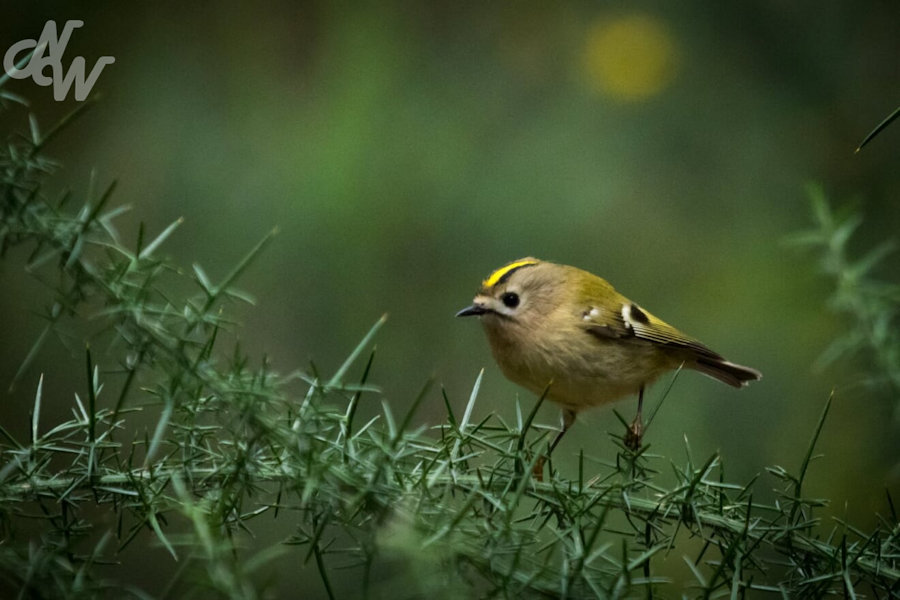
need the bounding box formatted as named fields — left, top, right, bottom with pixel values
left=501, top=292, right=520, bottom=308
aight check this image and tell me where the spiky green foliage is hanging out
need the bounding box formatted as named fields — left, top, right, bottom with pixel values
left=857, top=105, right=900, bottom=152
left=788, top=185, right=900, bottom=405
left=2, top=98, right=899, bottom=599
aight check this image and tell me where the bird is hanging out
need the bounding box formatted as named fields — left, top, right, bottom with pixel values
left=456, top=257, right=761, bottom=474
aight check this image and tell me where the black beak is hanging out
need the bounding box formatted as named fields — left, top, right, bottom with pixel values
left=456, top=304, right=488, bottom=317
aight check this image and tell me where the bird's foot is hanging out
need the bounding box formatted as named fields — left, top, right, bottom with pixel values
left=624, top=417, right=643, bottom=451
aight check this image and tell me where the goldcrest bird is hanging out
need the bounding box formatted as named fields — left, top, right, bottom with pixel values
left=456, top=258, right=760, bottom=466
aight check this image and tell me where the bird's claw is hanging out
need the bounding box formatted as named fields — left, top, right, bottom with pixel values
left=624, top=418, right=643, bottom=451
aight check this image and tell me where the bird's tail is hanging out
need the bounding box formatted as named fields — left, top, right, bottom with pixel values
left=692, top=357, right=761, bottom=388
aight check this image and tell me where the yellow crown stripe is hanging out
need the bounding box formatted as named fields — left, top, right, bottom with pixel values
left=483, top=259, right=539, bottom=288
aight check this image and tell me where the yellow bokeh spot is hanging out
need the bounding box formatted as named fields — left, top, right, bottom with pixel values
left=583, top=13, right=679, bottom=102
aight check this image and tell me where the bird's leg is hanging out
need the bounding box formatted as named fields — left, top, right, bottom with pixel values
left=533, top=409, right=576, bottom=479
left=624, top=386, right=644, bottom=451
left=551, top=409, right=577, bottom=453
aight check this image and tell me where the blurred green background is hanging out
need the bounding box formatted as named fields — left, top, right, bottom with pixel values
left=2, top=1, right=899, bottom=595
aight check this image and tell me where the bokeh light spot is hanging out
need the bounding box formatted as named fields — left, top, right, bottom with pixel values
left=583, top=13, right=679, bottom=102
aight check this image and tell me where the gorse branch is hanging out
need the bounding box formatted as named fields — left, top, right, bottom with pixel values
left=787, top=185, right=900, bottom=405
left=1, top=93, right=899, bottom=599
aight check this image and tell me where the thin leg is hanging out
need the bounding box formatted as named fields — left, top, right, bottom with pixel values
left=550, top=409, right=576, bottom=453
left=533, top=409, right=576, bottom=479
left=624, top=386, right=644, bottom=451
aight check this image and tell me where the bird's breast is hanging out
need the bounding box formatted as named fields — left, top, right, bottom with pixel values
left=482, top=318, right=671, bottom=410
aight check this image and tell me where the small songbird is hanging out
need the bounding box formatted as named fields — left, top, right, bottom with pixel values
left=456, top=258, right=760, bottom=469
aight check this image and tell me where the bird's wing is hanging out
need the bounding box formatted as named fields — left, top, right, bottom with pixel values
left=581, top=301, right=723, bottom=360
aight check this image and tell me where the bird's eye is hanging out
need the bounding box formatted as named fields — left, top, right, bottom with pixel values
left=501, top=292, right=520, bottom=308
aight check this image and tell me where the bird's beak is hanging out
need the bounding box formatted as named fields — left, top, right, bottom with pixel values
left=456, top=303, right=488, bottom=317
